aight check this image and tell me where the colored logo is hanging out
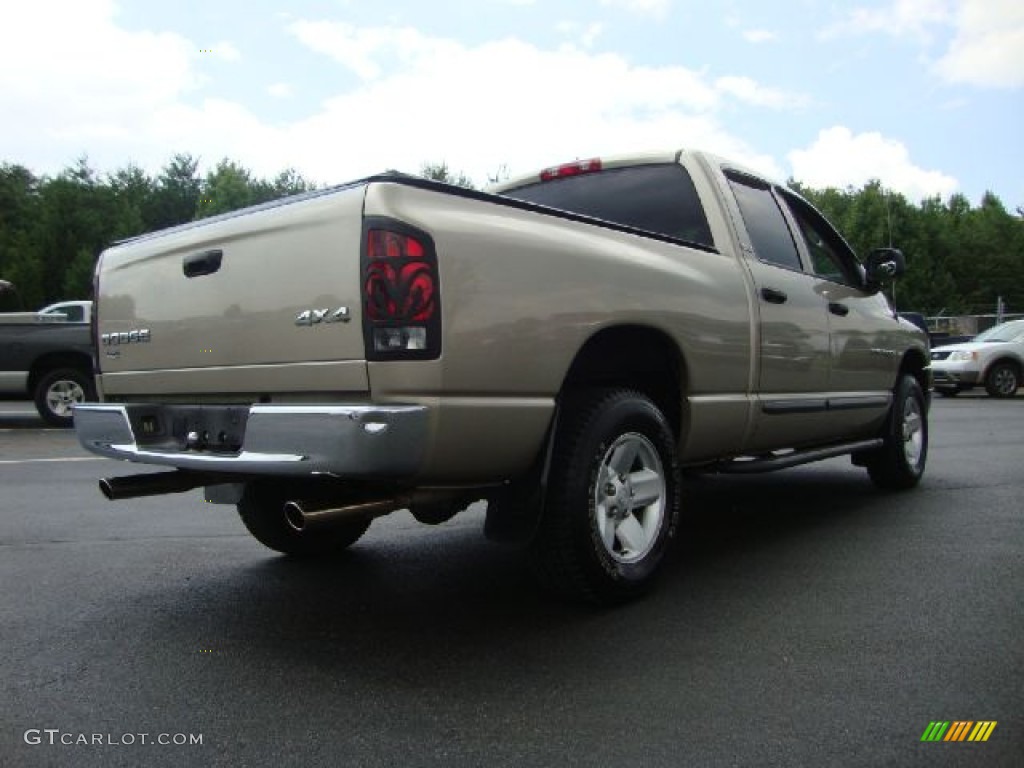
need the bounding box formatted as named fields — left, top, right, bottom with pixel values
left=921, top=721, right=997, bottom=742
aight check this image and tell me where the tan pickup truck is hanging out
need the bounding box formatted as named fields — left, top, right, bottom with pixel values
left=75, top=150, right=930, bottom=603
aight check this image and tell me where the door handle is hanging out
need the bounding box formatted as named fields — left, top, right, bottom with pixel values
left=761, top=287, right=788, bottom=304
left=183, top=249, right=223, bottom=278
left=828, top=302, right=850, bottom=317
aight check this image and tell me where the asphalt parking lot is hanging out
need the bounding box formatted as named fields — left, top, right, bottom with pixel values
left=1, top=395, right=1021, bottom=767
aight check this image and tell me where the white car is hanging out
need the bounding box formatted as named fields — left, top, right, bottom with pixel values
left=931, top=319, right=1024, bottom=398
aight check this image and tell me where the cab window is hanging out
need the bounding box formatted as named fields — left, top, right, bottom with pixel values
left=503, top=164, right=714, bottom=248
left=726, top=176, right=803, bottom=271
left=779, top=191, right=861, bottom=286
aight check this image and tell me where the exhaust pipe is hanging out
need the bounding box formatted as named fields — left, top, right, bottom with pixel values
left=283, top=490, right=472, bottom=533
left=99, top=470, right=210, bottom=501
left=284, top=497, right=401, bottom=532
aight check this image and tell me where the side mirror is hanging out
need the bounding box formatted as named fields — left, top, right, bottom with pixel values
left=864, top=247, right=905, bottom=292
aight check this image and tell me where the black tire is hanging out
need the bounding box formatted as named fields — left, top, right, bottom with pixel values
left=984, top=361, right=1019, bottom=398
left=866, top=374, right=928, bottom=490
left=237, top=481, right=370, bottom=556
left=530, top=389, right=681, bottom=604
left=935, top=387, right=959, bottom=398
left=33, top=367, right=96, bottom=427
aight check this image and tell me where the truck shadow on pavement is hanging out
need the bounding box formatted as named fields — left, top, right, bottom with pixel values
left=80, top=464, right=900, bottom=691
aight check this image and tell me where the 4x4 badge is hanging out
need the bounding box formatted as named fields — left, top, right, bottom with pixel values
left=295, top=307, right=350, bottom=326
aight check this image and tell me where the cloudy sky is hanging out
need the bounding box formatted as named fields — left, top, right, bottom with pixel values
left=2, top=0, right=1021, bottom=205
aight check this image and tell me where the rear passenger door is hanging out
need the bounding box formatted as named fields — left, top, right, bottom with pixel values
left=724, top=173, right=834, bottom=450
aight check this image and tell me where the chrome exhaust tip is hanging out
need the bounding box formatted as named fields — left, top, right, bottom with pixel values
left=99, top=470, right=209, bottom=501
left=283, top=500, right=308, bottom=532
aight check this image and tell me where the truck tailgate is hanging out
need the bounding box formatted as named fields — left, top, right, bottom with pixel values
left=96, top=184, right=368, bottom=391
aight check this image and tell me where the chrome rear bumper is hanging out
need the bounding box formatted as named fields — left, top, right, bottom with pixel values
left=74, top=403, right=429, bottom=477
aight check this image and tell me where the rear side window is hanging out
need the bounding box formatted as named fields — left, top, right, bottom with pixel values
left=727, top=177, right=802, bottom=271
left=502, top=164, right=714, bottom=248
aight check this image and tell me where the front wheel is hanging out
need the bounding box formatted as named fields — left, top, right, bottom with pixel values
left=985, top=362, right=1019, bottom=398
left=866, top=374, right=928, bottom=490
left=33, top=368, right=96, bottom=427
left=530, top=389, right=681, bottom=604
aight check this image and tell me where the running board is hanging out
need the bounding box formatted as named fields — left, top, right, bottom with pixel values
left=710, top=439, right=883, bottom=475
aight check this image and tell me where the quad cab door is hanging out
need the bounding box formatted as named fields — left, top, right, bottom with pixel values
left=723, top=171, right=898, bottom=451
left=724, top=172, right=834, bottom=451
left=775, top=189, right=898, bottom=435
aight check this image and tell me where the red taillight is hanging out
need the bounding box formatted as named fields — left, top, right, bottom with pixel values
left=368, top=230, right=427, bottom=260
left=539, top=158, right=603, bottom=182
left=362, top=220, right=441, bottom=360
left=364, top=261, right=436, bottom=322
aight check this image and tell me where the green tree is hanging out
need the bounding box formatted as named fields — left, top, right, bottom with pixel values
left=0, top=163, right=44, bottom=308
left=896, top=196, right=962, bottom=314
left=961, top=192, right=1024, bottom=313
left=197, top=159, right=256, bottom=218
left=792, top=179, right=1024, bottom=315
left=420, top=161, right=476, bottom=189
left=4, top=151, right=1023, bottom=316
left=272, top=168, right=318, bottom=197
left=144, top=153, right=201, bottom=230
left=33, top=156, right=119, bottom=304
left=108, top=164, right=153, bottom=239
left=196, top=160, right=319, bottom=219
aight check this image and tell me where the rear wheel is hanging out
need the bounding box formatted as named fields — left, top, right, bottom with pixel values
left=984, top=362, right=1019, bottom=398
left=33, top=367, right=96, bottom=427
left=237, top=481, right=370, bottom=556
left=530, top=389, right=681, bottom=604
left=866, top=375, right=928, bottom=490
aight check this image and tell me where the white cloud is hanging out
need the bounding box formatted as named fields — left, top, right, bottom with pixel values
left=818, top=0, right=1024, bottom=88
left=818, top=0, right=952, bottom=41
left=0, top=0, right=198, bottom=168
left=599, top=0, right=671, bottom=20
left=742, top=29, right=777, bottom=43
left=788, top=126, right=958, bottom=200
left=302, top=48, right=712, bottom=173
left=287, top=21, right=463, bottom=81
left=0, top=6, right=789, bottom=187
left=273, top=23, right=788, bottom=182
left=286, top=23, right=723, bottom=112
left=934, top=0, right=1024, bottom=87
left=715, top=76, right=808, bottom=109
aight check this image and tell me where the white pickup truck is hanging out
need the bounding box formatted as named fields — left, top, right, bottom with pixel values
left=75, top=150, right=930, bottom=603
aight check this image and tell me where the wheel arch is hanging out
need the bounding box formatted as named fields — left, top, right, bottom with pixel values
left=485, top=325, right=689, bottom=544
left=28, top=351, right=94, bottom=393
left=559, top=324, right=688, bottom=440
left=897, top=348, right=930, bottom=395
left=983, top=355, right=1022, bottom=379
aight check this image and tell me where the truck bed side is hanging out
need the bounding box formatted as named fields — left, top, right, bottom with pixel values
left=361, top=176, right=753, bottom=478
